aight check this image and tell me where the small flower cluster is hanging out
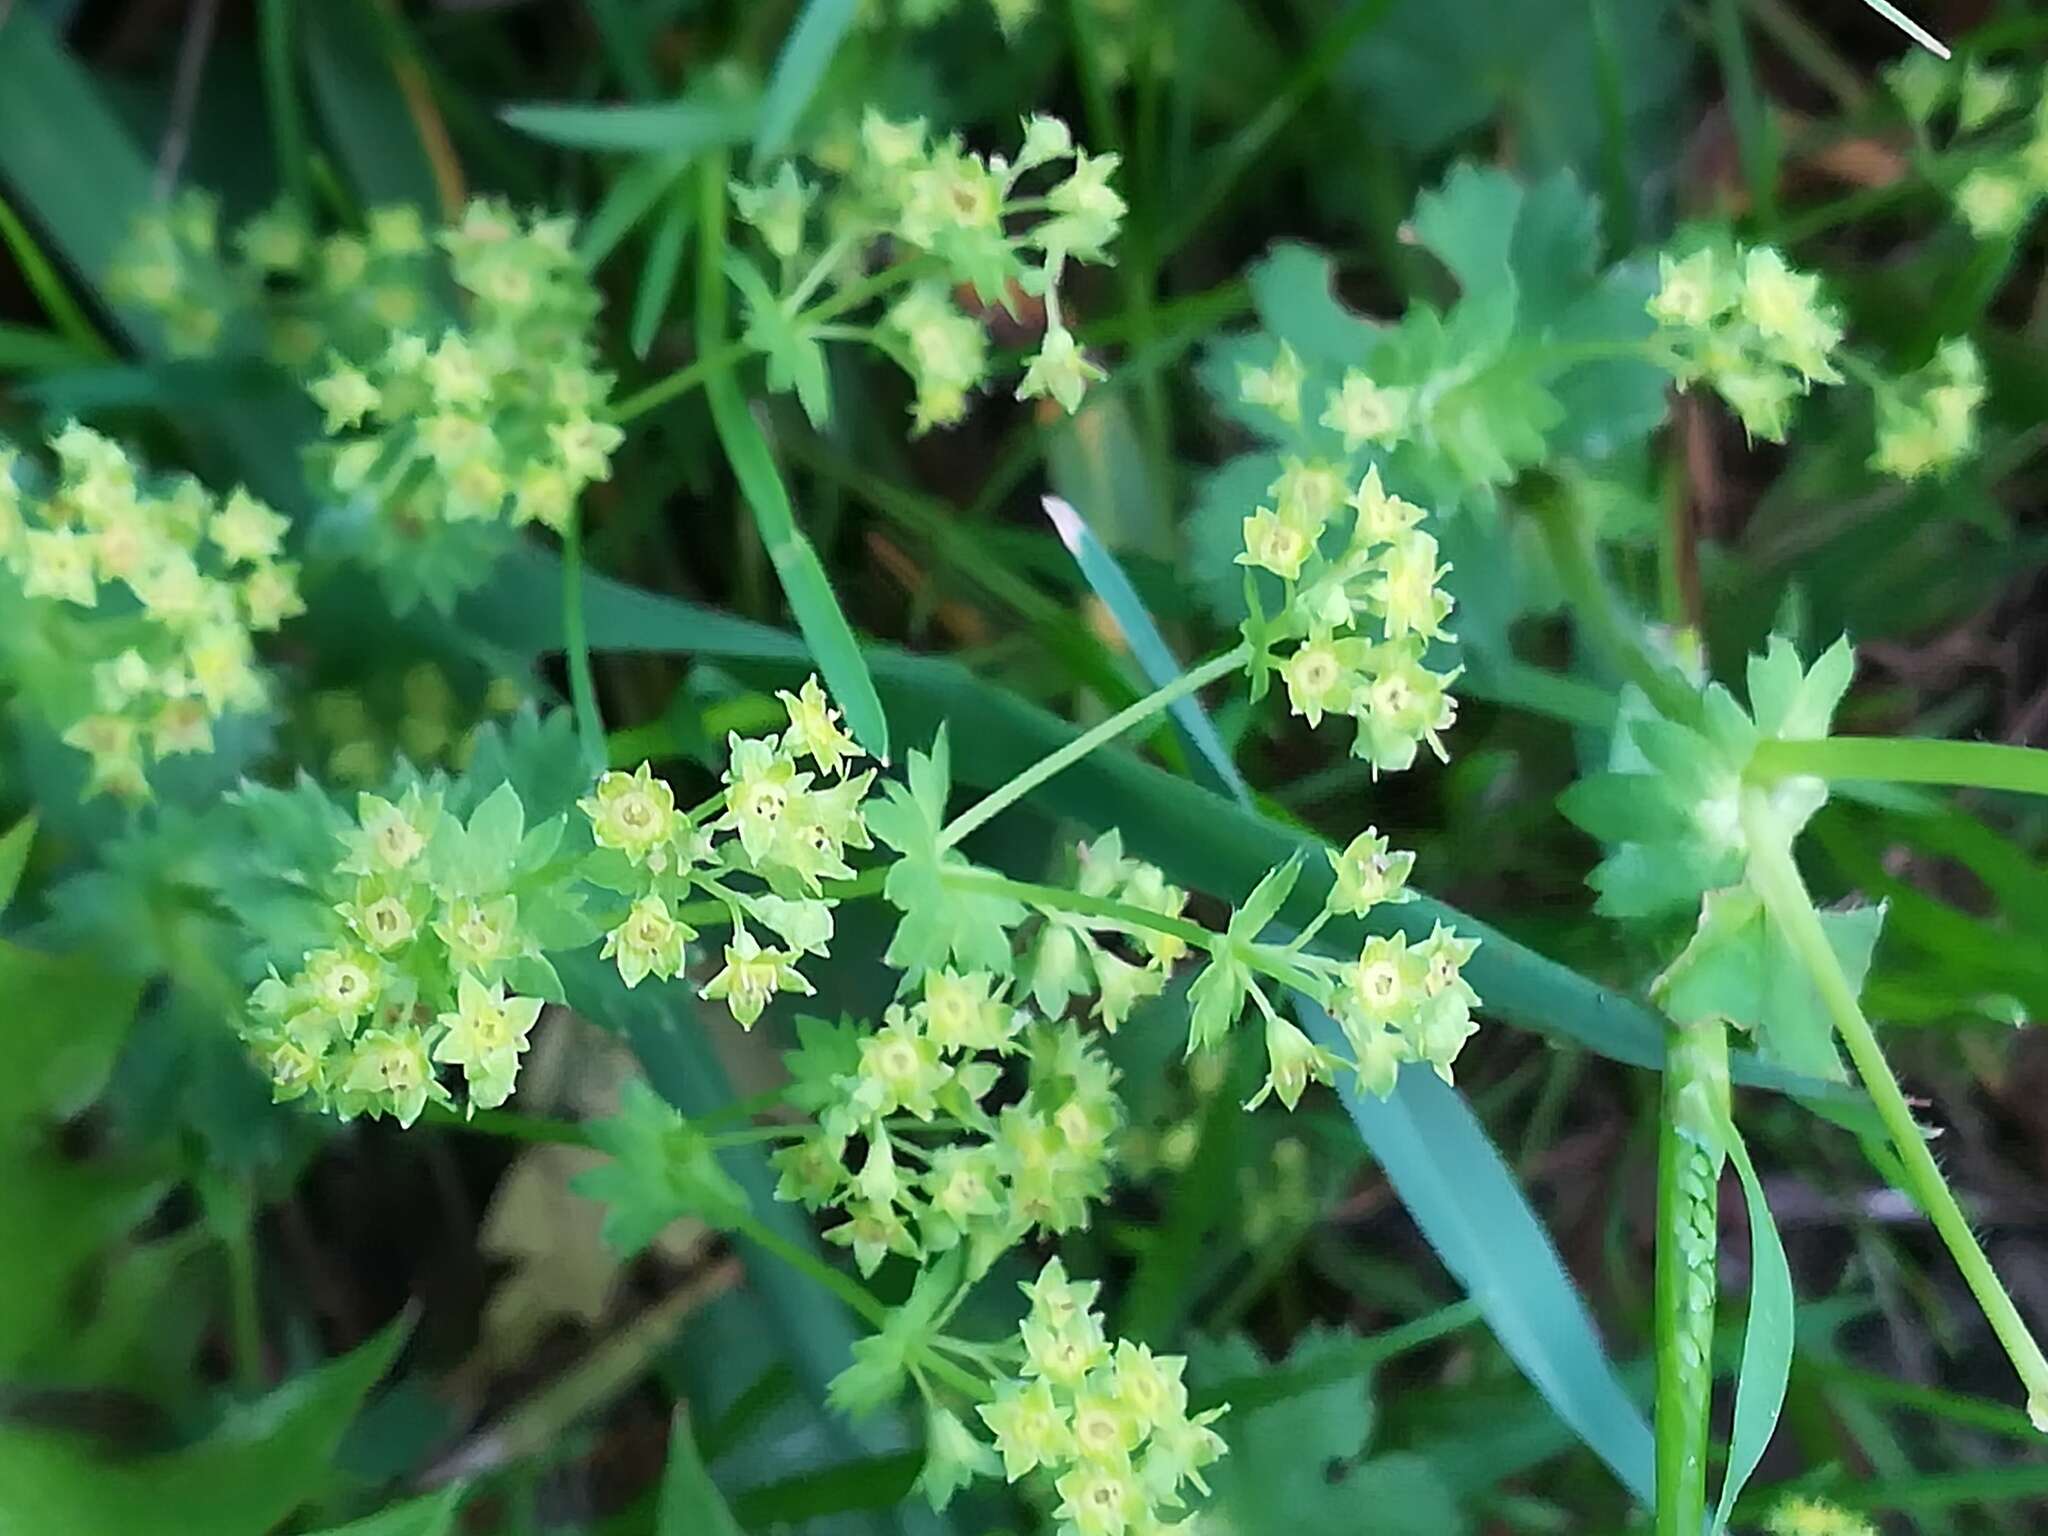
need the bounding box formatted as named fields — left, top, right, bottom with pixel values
left=1176, top=828, right=1479, bottom=1111
left=1870, top=337, right=1985, bottom=481
left=1648, top=244, right=1844, bottom=442
left=731, top=111, right=1124, bottom=432
left=970, top=1259, right=1226, bottom=1533
left=773, top=989, right=1123, bottom=1277
left=0, top=423, right=299, bottom=798
left=1236, top=459, right=1461, bottom=774
left=113, top=192, right=435, bottom=367
left=1886, top=55, right=2048, bottom=239
left=240, top=780, right=573, bottom=1124
left=308, top=201, right=620, bottom=567
left=1025, top=831, right=1189, bottom=1029
left=857, top=0, right=1042, bottom=39
left=581, top=678, right=874, bottom=1023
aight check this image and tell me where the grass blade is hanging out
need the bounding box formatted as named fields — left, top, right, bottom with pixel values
left=1297, top=998, right=1658, bottom=1503
left=1042, top=494, right=1247, bottom=800
left=658, top=1410, right=744, bottom=1536
left=501, top=97, right=758, bottom=153
left=580, top=152, right=687, bottom=268
left=1712, top=1112, right=1796, bottom=1532
left=631, top=182, right=694, bottom=358
left=301, top=0, right=445, bottom=214
left=694, top=152, right=889, bottom=760
left=751, top=0, right=860, bottom=168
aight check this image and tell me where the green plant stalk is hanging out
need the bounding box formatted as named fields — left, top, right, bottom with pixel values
left=1531, top=492, right=1701, bottom=727
left=1752, top=735, right=2048, bottom=799
left=560, top=516, right=605, bottom=775
left=937, top=640, right=1251, bottom=850
left=1652, top=1014, right=1729, bottom=1535
left=1740, top=787, right=2048, bottom=1430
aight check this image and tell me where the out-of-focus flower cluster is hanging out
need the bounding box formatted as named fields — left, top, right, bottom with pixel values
left=1870, top=337, right=1985, bottom=481
left=1232, top=451, right=1461, bottom=776
left=114, top=195, right=620, bottom=610
left=295, top=663, right=526, bottom=789
left=727, top=110, right=1124, bottom=432
left=0, top=423, right=298, bottom=799
left=111, top=191, right=433, bottom=366
left=1886, top=54, right=2048, bottom=240
left=1648, top=244, right=1844, bottom=443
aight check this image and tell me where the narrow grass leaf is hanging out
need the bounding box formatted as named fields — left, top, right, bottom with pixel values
left=581, top=152, right=687, bottom=267
left=501, top=97, right=758, bottom=153
left=302, top=0, right=443, bottom=214
left=1042, top=494, right=1247, bottom=800
left=658, top=1410, right=745, bottom=1536
left=1296, top=1007, right=1658, bottom=1503
left=1712, top=1111, right=1796, bottom=1533
left=632, top=186, right=694, bottom=359
left=753, top=0, right=861, bottom=167
left=0, top=814, right=35, bottom=914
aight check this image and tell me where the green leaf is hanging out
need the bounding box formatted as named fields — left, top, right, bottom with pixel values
left=0, top=814, right=35, bottom=914
left=657, top=1409, right=744, bottom=1536
left=1711, top=1111, right=1796, bottom=1533
left=575, top=1080, right=749, bottom=1254
left=500, top=97, right=759, bottom=153
left=867, top=735, right=1024, bottom=975
left=1042, top=494, right=1246, bottom=800
left=632, top=186, right=694, bottom=360
left=301, top=1486, right=467, bottom=1536
left=1654, top=887, right=1884, bottom=1082
left=1231, top=855, right=1303, bottom=940
left=0, top=1153, right=163, bottom=1373
left=752, top=0, right=861, bottom=167
left=302, top=0, right=443, bottom=214
left=580, top=153, right=690, bottom=267
left=0, top=941, right=143, bottom=1132
left=0, top=1316, right=410, bottom=1536
left=1196, top=1328, right=1467, bottom=1535
left=461, top=781, right=527, bottom=881
left=1295, top=998, right=1657, bottom=1503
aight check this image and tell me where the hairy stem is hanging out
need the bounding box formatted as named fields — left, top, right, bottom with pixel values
left=1740, top=787, right=2048, bottom=1430
left=1653, top=1013, right=1729, bottom=1534
left=937, top=641, right=1252, bottom=850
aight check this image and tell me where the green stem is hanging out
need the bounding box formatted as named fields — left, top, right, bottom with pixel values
left=936, top=866, right=1333, bottom=998
left=560, top=517, right=605, bottom=775
left=936, top=641, right=1251, bottom=850
left=732, top=1215, right=889, bottom=1330
left=611, top=337, right=752, bottom=423
left=1740, top=787, right=2048, bottom=1430
left=419, top=1102, right=594, bottom=1147
left=1531, top=492, right=1701, bottom=727
left=1751, top=736, right=2048, bottom=800
left=1653, top=1014, right=1730, bottom=1534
